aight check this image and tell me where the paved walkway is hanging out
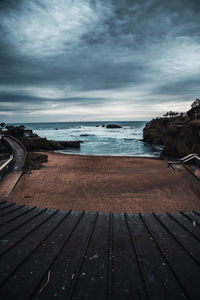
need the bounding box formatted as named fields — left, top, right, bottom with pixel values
left=3, top=136, right=26, bottom=171
left=0, top=136, right=26, bottom=199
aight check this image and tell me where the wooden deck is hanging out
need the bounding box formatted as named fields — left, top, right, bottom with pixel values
left=0, top=201, right=200, bottom=299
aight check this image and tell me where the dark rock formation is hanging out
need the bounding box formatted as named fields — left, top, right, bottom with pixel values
left=25, top=152, right=48, bottom=170
left=106, top=124, right=122, bottom=129
left=5, top=125, right=26, bottom=138
left=19, top=137, right=80, bottom=151
left=143, top=118, right=172, bottom=145
left=143, top=116, right=200, bottom=157
left=2, top=125, right=81, bottom=152
left=162, top=123, right=200, bottom=157
left=0, top=138, right=12, bottom=153
left=57, top=141, right=81, bottom=148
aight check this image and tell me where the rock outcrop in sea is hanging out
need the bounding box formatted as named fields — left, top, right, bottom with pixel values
left=106, top=124, right=122, bottom=129
left=143, top=100, right=200, bottom=157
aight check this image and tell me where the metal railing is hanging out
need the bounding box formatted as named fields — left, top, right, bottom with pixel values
left=180, top=153, right=200, bottom=167
left=0, top=154, right=15, bottom=182
left=0, top=134, right=27, bottom=182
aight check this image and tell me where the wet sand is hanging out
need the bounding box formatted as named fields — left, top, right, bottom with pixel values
left=8, top=152, right=200, bottom=213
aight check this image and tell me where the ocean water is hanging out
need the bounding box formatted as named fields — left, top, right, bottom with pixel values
left=13, top=121, right=162, bottom=157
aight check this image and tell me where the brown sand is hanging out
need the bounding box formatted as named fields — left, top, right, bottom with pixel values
left=8, top=152, right=200, bottom=213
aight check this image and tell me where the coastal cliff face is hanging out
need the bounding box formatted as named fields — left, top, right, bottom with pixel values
left=143, top=117, right=200, bottom=157
left=143, top=118, right=172, bottom=145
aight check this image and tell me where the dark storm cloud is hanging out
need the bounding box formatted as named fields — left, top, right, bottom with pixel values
left=0, top=0, right=200, bottom=121
left=0, top=92, right=106, bottom=105
left=155, top=77, right=200, bottom=96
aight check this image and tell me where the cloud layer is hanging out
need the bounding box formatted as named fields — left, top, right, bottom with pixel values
left=0, top=0, right=200, bottom=122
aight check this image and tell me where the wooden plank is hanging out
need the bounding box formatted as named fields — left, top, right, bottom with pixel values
left=181, top=212, right=200, bottom=227
left=0, top=211, right=84, bottom=300
left=0, top=206, right=35, bottom=226
left=0, top=210, right=68, bottom=286
left=127, top=213, right=186, bottom=300
left=65, top=212, right=98, bottom=300
left=30, top=212, right=95, bottom=300
left=157, top=213, right=200, bottom=264
left=0, top=204, right=25, bottom=218
left=0, top=202, right=14, bottom=210
left=194, top=211, right=200, bottom=216
left=107, top=212, right=113, bottom=300
left=0, top=207, right=43, bottom=239
left=142, top=213, right=200, bottom=299
left=0, top=202, right=15, bottom=212
left=71, top=213, right=109, bottom=300
left=0, top=208, right=54, bottom=256
left=112, top=213, right=147, bottom=300
left=168, top=212, right=200, bottom=241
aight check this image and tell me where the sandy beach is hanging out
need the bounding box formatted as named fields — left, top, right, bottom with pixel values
left=7, top=152, right=200, bottom=213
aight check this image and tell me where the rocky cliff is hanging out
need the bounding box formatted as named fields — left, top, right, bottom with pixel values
left=143, top=116, right=200, bottom=157
left=143, top=118, right=172, bottom=145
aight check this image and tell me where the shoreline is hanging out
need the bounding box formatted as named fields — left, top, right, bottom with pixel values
left=53, top=150, right=180, bottom=162
left=53, top=150, right=163, bottom=159
left=7, top=151, right=200, bottom=213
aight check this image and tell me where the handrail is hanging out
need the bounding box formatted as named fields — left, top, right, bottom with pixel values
left=0, top=134, right=27, bottom=181
left=182, top=155, right=199, bottom=163
left=0, top=154, right=14, bottom=172
left=180, top=153, right=198, bottom=161
left=180, top=153, right=200, bottom=171
left=0, top=154, right=15, bottom=181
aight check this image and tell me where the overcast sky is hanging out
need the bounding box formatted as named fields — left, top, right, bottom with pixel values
left=0, top=0, right=200, bottom=123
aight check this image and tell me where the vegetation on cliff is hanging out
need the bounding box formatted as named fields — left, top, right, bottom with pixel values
left=143, top=99, right=200, bottom=157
